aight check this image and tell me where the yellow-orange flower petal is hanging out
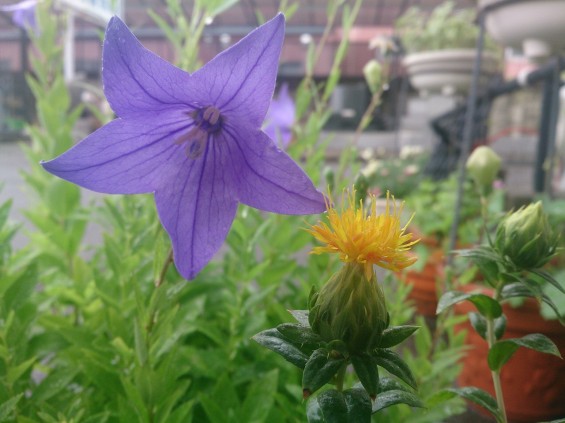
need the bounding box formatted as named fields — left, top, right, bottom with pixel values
left=307, top=190, right=418, bottom=279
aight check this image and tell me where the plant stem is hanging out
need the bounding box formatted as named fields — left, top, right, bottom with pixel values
left=335, top=364, right=347, bottom=392
left=155, top=248, right=173, bottom=287
left=486, top=316, right=507, bottom=423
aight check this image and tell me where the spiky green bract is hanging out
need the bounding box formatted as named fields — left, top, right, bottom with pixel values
left=308, top=263, right=388, bottom=354
left=494, top=201, right=559, bottom=270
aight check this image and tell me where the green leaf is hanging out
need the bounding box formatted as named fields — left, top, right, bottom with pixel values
left=239, top=370, right=278, bottom=423
left=307, top=388, right=371, bottom=423
left=379, top=325, right=419, bottom=348
left=199, top=395, right=226, bottom=423
left=7, top=357, right=36, bottom=385
left=458, top=247, right=501, bottom=283
left=377, top=377, right=412, bottom=394
left=0, top=394, right=23, bottom=421
left=373, top=349, right=417, bottom=389
left=303, top=349, right=346, bottom=397
left=494, top=315, right=507, bottom=340
left=252, top=328, right=309, bottom=369
left=372, top=389, right=424, bottom=413
left=31, top=367, right=78, bottom=403
left=530, top=268, right=565, bottom=295
left=0, top=199, right=12, bottom=231
left=307, top=389, right=347, bottom=423
left=343, top=388, right=371, bottom=423
left=3, top=265, right=37, bottom=310
left=500, top=281, right=538, bottom=300
left=437, top=291, right=502, bottom=319
left=488, top=334, right=562, bottom=372
left=437, top=387, right=502, bottom=422
left=288, top=309, right=310, bottom=327
left=500, top=281, right=565, bottom=324
left=276, top=323, right=323, bottom=351
left=133, top=318, right=148, bottom=366
left=468, top=312, right=487, bottom=340
left=350, top=354, right=379, bottom=399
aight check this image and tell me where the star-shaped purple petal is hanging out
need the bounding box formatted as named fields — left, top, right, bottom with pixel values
left=264, top=83, right=295, bottom=149
left=42, top=15, right=326, bottom=280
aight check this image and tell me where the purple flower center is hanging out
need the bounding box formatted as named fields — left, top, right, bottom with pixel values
left=176, top=106, right=224, bottom=159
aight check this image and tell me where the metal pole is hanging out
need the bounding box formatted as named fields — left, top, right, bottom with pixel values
left=535, top=57, right=561, bottom=195
left=447, top=11, right=487, bottom=264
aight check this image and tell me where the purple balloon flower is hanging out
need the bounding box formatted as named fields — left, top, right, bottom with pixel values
left=264, top=83, right=295, bottom=149
left=42, top=15, right=326, bottom=280
left=0, top=0, right=37, bottom=31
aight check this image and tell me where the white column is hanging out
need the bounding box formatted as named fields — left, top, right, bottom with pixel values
left=63, top=10, right=75, bottom=82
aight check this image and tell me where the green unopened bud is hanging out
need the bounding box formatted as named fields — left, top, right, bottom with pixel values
left=494, top=201, right=559, bottom=270
left=363, top=60, right=383, bottom=94
left=308, top=264, right=388, bottom=353
left=466, top=146, right=501, bottom=194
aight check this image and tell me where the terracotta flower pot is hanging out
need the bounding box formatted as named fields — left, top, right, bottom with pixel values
left=456, top=285, right=565, bottom=422
left=398, top=248, right=444, bottom=317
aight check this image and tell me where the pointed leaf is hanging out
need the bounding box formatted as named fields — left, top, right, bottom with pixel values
left=373, top=349, right=417, bottom=389
left=494, top=315, right=507, bottom=340
left=277, top=323, right=323, bottom=351
left=372, top=390, right=423, bottom=413
left=303, top=349, right=346, bottom=397
left=530, top=269, right=565, bottom=295
left=343, top=388, right=371, bottom=423
left=0, top=394, right=23, bottom=421
left=377, top=377, right=412, bottom=393
left=500, top=281, right=538, bottom=300
left=437, top=291, right=502, bottom=319
left=0, top=199, right=12, bottom=231
left=350, top=354, right=379, bottom=399
left=252, top=328, right=308, bottom=369
left=289, top=309, right=310, bottom=327
left=379, top=325, right=419, bottom=348
left=307, top=389, right=347, bottom=423
left=468, top=312, right=487, bottom=340
left=488, top=334, right=562, bottom=372
left=7, top=357, right=36, bottom=385
left=500, top=281, right=565, bottom=324
left=439, top=387, right=502, bottom=422
left=239, top=370, right=278, bottom=423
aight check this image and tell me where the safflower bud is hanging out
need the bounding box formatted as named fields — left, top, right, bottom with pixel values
left=494, top=201, right=559, bottom=270
left=466, top=146, right=501, bottom=194
left=308, top=263, right=388, bottom=353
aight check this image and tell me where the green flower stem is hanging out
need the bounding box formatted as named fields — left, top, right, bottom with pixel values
left=335, top=363, right=348, bottom=392
left=487, top=286, right=507, bottom=423
left=155, top=248, right=173, bottom=287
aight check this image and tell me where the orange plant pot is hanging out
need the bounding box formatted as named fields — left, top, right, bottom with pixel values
left=398, top=249, right=444, bottom=317
left=456, top=286, right=565, bottom=423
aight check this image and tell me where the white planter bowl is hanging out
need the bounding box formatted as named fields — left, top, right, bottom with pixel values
left=479, top=0, right=565, bottom=59
left=403, top=49, right=499, bottom=96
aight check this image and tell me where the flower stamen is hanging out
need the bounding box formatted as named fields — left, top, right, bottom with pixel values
left=175, top=106, right=223, bottom=159
left=308, top=189, right=418, bottom=279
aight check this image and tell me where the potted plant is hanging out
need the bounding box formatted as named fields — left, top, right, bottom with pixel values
left=452, top=204, right=565, bottom=423
left=479, top=0, right=565, bottom=60
left=447, top=153, right=565, bottom=422
left=396, top=1, right=500, bottom=95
